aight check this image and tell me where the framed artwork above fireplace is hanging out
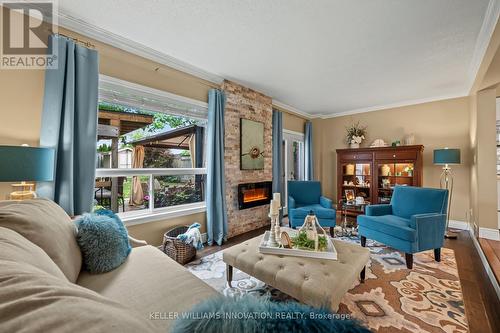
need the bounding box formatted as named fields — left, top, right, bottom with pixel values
left=240, top=118, right=265, bottom=170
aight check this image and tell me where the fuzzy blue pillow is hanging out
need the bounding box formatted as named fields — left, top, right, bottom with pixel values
left=172, top=296, right=370, bottom=333
left=75, top=209, right=131, bottom=273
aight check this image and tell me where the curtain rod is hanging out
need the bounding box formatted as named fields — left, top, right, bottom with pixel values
left=56, top=33, right=95, bottom=49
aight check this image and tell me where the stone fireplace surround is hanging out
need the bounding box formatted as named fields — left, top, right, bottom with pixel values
left=221, top=80, right=273, bottom=238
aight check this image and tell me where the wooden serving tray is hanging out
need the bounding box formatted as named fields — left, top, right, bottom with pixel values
left=258, top=228, right=337, bottom=260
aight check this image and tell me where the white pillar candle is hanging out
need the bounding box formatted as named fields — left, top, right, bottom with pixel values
left=270, top=199, right=279, bottom=215
left=273, top=193, right=281, bottom=206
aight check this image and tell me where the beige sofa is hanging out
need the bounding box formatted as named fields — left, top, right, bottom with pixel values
left=0, top=199, right=217, bottom=332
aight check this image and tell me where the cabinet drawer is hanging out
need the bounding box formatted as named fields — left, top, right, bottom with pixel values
left=375, top=150, right=417, bottom=160
left=340, top=152, right=373, bottom=161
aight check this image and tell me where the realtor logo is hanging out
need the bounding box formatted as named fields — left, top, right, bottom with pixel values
left=1, top=0, right=58, bottom=69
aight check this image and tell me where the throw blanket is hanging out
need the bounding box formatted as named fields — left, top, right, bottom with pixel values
left=177, top=223, right=204, bottom=250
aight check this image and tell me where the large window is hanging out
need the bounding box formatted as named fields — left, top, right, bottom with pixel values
left=95, top=76, right=208, bottom=223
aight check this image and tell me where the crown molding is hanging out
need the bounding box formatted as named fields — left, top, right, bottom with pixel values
left=56, top=9, right=224, bottom=84
left=272, top=100, right=314, bottom=119
left=467, top=0, right=500, bottom=92
left=315, top=92, right=467, bottom=119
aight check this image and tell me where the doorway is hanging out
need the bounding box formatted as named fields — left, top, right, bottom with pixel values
left=283, top=130, right=305, bottom=215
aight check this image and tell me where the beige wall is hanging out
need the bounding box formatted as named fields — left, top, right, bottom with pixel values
left=127, top=212, right=206, bottom=246
left=0, top=69, right=45, bottom=199
left=313, top=97, right=471, bottom=221
left=273, top=104, right=308, bottom=133
left=469, top=18, right=500, bottom=233
left=469, top=89, right=498, bottom=231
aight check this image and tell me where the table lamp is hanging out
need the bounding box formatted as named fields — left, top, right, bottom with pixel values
left=0, top=145, right=55, bottom=200
left=433, top=148, right=461, bottom=239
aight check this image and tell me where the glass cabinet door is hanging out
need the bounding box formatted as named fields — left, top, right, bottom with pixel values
left=377, top=162, right=415, bottom=203
left=340, top=163, right=371, bottom=204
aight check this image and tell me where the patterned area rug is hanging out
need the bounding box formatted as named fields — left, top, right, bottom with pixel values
left=185, top=237, right=467, bottom=333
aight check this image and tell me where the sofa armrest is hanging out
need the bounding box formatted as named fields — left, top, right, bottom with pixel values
left=128, top=235, right=148, bottom=248
left=365, top=204, right=392, bottom=216
left=320, top=196, right=333, bottom=209
left=410, top=213, right=447, bottom=250
left=288, top=196, right=296, bottom=209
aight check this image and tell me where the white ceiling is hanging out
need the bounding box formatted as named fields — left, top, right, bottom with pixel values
left=59, top=0, right=494, bottom=117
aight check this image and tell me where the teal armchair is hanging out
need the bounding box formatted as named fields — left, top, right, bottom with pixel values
left=287, top=181, right=336, bottom=235
left=358, top=186, right=448, bottom=269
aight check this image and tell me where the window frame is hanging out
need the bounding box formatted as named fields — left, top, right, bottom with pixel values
left=95, top=168, right=207, bottom=225
left=96, top=75, right=209, bottom=225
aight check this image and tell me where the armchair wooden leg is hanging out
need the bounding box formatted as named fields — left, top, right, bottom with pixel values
left=330, top=227, right=335, bottom=237
left=434, top=248, right=441, bottom=262
left=360, top=236, right=366, bottom=247
left=405, top=253, right=413, bottom=269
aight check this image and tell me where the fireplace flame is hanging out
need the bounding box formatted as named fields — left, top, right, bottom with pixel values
left=243, top=188, right=268, bottom=203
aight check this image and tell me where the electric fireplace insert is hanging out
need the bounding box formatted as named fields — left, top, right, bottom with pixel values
left=238, top=181, right=272, bottom=210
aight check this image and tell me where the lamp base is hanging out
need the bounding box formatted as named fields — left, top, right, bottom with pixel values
left=9, top=190, right=37, bottom=200
left=444, top=231, right=458, bottom=239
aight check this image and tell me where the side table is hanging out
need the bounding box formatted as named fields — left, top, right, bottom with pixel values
left=335, top=200, right=369, bottom=237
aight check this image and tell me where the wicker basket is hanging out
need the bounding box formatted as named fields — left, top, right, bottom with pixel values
left=162, top=226, right=196, bottom=265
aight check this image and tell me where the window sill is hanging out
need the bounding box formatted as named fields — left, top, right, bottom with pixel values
left=119, top=202, right=206, bottom=226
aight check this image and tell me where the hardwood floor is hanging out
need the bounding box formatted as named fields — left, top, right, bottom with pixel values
left=196, top=226, right=500, bottom=333
left=447, top=231, right=500, bottom=333
left=479, top=237, right=500, bottom=284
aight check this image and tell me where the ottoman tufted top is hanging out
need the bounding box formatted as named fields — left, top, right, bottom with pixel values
left=223, top=235, right=369, bottom=311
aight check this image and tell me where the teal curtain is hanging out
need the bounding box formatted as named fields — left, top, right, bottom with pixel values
left=272, top=109, right=283, bottom=222
left=38, top=35, right=99, bottom=216
left=305, top=121, right=314, bottom=181
left=206, top=89, right=228, bottom=246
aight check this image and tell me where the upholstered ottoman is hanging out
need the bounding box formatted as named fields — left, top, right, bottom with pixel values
left=223, top=235, right=370, bottom=311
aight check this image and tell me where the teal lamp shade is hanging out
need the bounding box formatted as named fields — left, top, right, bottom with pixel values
left=433, top=148, right=461, bottom=165
left=0, top=146, right=55, bottom=182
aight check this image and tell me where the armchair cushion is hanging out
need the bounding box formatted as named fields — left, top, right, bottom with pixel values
left=287, top=181, right=321, bottom=205
left=319, top=196, right=332, bottom=209
left=290, top=204, right=336, bottom=220
left=357, top=215, right=416, bottom=242
left=365, top=204, right=392, bottom=216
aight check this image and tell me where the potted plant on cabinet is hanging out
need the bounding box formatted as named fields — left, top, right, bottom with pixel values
left=346, top=122, right=367, bottom=148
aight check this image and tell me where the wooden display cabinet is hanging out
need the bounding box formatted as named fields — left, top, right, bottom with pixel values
left=336, top=145, right=423, bottom=215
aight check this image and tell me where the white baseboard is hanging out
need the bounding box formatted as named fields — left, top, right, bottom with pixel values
left=469, top=228, right=500, bottom=300
left=478, top=227, right=500, bottom=241
left=449, top=220, right=470, bottom=230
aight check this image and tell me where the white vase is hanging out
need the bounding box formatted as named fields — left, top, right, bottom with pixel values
left=350, top=143, right=360, bottom=149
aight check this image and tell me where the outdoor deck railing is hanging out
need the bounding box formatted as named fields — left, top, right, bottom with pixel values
left=95, top=168, right=207, bottom=217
